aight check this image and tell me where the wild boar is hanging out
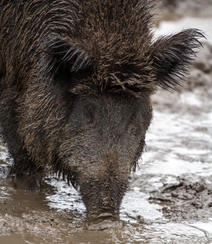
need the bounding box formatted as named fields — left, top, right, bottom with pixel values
left=0, top=0, right=204, bottom=223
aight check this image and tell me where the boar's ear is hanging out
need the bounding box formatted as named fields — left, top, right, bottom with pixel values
left=150, top=29, right=204, bottom=90
left=47, top=37, right=92, bottom=75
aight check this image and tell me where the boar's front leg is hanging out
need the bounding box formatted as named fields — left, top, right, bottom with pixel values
left=9, top=146, right=43, bottom=191
left=6, top=132, right=44, bottom=191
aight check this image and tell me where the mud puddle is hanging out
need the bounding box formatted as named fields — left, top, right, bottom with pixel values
left=1, top=18, right=212, bottom=244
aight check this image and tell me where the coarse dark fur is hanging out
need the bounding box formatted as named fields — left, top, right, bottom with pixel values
left=0, top=0, right=204, bottom=221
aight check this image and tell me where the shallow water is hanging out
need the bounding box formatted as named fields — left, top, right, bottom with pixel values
left=1, top=17, right=212, bottom=244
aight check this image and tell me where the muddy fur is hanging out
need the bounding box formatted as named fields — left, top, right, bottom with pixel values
left=0, top=0, right=204, bottom=220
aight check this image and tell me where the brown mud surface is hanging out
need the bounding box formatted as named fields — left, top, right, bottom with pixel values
left=1, top=2, right=212, bottom=244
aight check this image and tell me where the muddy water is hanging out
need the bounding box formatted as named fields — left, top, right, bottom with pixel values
left=1, top=18, right=212, bottom=244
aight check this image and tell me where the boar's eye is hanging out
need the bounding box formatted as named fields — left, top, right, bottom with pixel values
left=83, top=104, right=95, bottom=124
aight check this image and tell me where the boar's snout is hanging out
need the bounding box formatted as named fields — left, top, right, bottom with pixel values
left=78, top=151, right=129, bottom=223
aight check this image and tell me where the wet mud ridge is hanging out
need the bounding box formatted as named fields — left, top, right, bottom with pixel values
left=149, top=176, right=212, bottom=221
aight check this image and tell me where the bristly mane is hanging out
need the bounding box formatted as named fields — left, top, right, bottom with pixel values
left=80, top=0, right=156, bottom=93
left=81, top=0, right=155, bottom=43
left=45, top=0, right=204, bottom=96
left=46, top=0, right=157, bottom=95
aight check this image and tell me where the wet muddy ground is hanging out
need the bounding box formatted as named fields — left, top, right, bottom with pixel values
left=1, top=7, right=212, bottom=244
